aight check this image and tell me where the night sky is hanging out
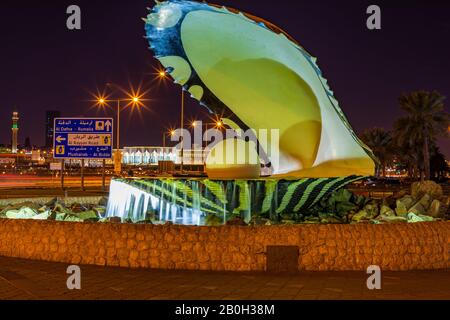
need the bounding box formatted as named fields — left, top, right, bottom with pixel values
left=1, top=0, right=449, bottom=156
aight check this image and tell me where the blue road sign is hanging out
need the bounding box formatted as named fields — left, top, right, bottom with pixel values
left=53, top=118, right=113, bottom=159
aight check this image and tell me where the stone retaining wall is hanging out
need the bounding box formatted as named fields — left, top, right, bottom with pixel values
left=0, top=220, right=448, bottom=271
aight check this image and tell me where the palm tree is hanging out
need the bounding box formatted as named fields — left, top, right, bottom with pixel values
left=395, top=90, right=449, bottom=180
left=360, top=128, right=392, bottom=177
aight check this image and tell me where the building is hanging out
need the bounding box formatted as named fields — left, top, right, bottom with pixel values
left=45, top=110, right=60, bottom=148
left=122, top=146, right=206, bottom=165
left=11, top=110, right=19, bottom=153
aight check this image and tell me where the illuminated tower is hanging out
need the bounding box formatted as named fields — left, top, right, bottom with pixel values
left=11, top=110, right=19, bottom=153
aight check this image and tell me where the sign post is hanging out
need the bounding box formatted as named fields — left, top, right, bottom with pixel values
left=102, top=159, right=106, bottom=192
left=60, top=159, right=64, bottom=190
left=53, top=118, right=113, bottom=191
left=81, top=159, right=85, bottom=191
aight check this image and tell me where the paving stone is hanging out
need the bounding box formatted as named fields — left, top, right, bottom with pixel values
left=0, top=256, right=448, bottom=300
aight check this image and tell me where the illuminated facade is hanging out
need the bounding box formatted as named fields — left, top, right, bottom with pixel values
left=122, top=146, right=205, bottom=165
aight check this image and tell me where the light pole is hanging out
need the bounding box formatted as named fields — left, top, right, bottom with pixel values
left=96, top=84, right=143, bottom=175
left=180, top=88, right=184, bottom=173
left=190, top=119, right=223, bottom=165
left=162, top=130, right=176, bottom=151
left=157, top=70, right=186, bottom=174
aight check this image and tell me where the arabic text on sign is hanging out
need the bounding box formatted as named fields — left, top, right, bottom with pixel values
left=68, top=134, right=111, bottom=146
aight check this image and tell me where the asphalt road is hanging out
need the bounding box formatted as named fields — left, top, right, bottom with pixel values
left=0, top=174, right=110, bottom=198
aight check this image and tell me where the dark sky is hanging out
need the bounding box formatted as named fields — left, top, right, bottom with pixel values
left=1, top=0, right=449, bottom=156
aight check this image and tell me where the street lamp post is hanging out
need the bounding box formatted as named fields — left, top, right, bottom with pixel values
left=180, top=89, right=184, bottom=174
left=157, top=70, right=186, bottom=174
left=96, top=84, right=143, bottom=176
left=116, top=99, right=120, bottom=149
left=191, top=120, right=223, bottom=167
left=162, top=130, right=175, bottom=157
left=112, top=98, right=122, bottom=176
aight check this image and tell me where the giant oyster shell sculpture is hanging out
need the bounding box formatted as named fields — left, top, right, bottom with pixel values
left=144, top=0, right=377, bottom=178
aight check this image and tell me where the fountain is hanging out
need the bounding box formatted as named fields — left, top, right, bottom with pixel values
left=106, top=176, right=363, bottom=224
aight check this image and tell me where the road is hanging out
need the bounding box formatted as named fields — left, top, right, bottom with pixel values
left=0, top=174, right=110, bottom=198
left=0, top=174, right=111, bottom=188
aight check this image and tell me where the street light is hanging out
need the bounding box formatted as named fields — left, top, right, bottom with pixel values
left=162, top=129, right=176, bottom=150
left=96, top=85, right=144, bottom=150
left=157, top=69, right=186, bottom=173
left=190, top=119, right=224, bottom=165
left=95, top=83, right=146, bottom=175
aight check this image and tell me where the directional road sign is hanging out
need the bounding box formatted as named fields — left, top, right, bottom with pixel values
left=53, top=118, right=113, bottom=159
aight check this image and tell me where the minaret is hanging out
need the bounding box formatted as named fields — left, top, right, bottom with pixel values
left=11, top=109, right=19, bottom=153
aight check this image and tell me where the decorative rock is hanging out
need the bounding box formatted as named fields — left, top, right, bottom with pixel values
left=205, top=214, right=223, bottom=226
left=38, top=205, right=49, bottom=213
left=54, top=212, right=67, bottom=221
left=54, top=202, right=70, bottom=214
left=375, top=215, right=407, bottom=224
left=416, top=194, right=431, bottom=210
left=70, top=203, right=85, bottom=213
left=93, top=206, right=106, bottom=216
left=351, top=203, right=378, bottom=223
left=45, top=198, right=58, bottom=207
left=364, top=202, right=379, bottom=218
left=303, top=216, right=320, bottom=224
left=107, top=216, right=122, bottom=223
left=427, top=200, right=443, bottom=218
left=380, top=205, right=395, bottom=216
left=444, top=196, right=450, bottom=207
left=249, top=216, right=270, bottom=226
left=395, top=196, right=414, bottom=216
left=98, top=196, right=108, bottom=206
left=63, top=215, right=83, bottom=222
left=226, top=216, right=247, bottom=226
left=76, top=210, right=99, bottom=221
left=320, top=215, right=343, bottom=224
left=351, top=211, right=369, bottom=223
left=408, top=202, right=426, bottom=216
left=6, top=207, right=37, bottom=219
left=411, top=181, right=443, bottom=200
left=407, top=212, right=434, bottom=223
left=136, top=219, right=153, bottom=224
left=32, top=211, right=51, bottom=220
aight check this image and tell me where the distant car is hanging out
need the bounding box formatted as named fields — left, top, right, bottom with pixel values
left=363, top=177, right=402, bottom=188
left=363, top=177, right=380, bottom=187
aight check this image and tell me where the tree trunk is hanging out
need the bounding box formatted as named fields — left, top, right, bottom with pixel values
left=423, top=135, right=430, bottom=180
